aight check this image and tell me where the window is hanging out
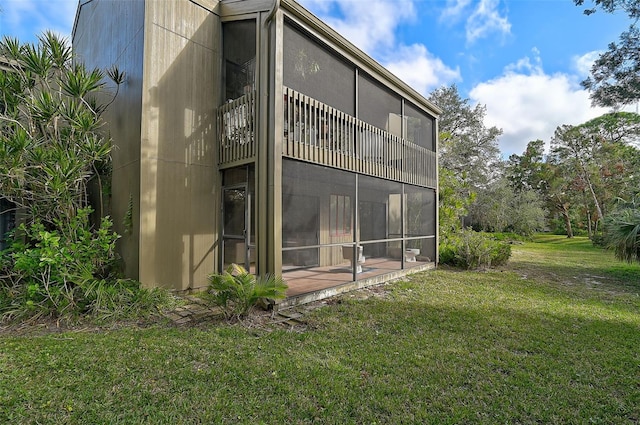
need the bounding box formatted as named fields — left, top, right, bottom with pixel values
left=358, top=72, right=402, bottom=137
left=223, top=20, right=256, bottom=102
left=330, top=194, right=351, bottom=236
left=283, top=21, right=355, bottom=115
left=405, top=101, right=435, bottom=151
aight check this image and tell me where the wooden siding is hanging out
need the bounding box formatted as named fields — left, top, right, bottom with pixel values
left=218, top=86, right=437, bottom=189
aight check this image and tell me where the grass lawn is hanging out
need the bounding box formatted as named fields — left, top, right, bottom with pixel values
left=1, top=235, right=639, bottom=424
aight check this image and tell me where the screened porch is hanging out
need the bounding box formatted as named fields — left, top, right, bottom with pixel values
left=216, top=15, right=438, bottom=299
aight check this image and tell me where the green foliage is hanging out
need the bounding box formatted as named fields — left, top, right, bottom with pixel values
left=0, top=31, right=122, bottom=227
left=506, top=139, right=547, bottom=193
left=438, top=167, right=475, bottom=239
left=469, top=178, right=546, bottom=236
left=0, top=208, right=164, bottom=320
left=604, top=199, right=640, bottom=263
left=575, top=0, right=640, bottom=106
left=0, top=33, right=160, bottom=322
left=429, top=84, right=502, bottom=190
left=541, top=113, right=640, bottom=237
left=440, top=229, right=512, bottom=269
left=574, top=1, right=640, bottom=107
left=206, top=264, right=288, bottom=320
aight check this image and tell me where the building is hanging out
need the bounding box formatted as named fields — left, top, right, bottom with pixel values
left=72, top=0, right=440, bottom=304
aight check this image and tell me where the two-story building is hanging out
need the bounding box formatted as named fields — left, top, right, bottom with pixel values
left=73, top=0, right=440, bottom=304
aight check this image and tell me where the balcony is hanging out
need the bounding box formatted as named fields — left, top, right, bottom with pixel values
left=218, top=87, right=437, bottom=188
left=218, top=91, right=256, bottom=166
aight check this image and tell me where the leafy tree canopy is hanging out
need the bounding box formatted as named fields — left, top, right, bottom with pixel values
left=428, top=84, right=503, bottom=189
left=574, top=0, right=640, bottom=107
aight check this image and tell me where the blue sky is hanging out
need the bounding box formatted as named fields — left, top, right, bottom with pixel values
left=0, top=0, right=634, bottom=156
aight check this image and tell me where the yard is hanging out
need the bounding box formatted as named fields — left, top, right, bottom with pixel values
left=1, top=235, right=639, bottom=424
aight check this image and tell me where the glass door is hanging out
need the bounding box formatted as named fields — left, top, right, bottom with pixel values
left=222, top=185, right=252, bottom=271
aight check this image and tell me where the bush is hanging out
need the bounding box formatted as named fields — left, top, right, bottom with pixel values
left=440, top=229, right=511, bottom=269
left=604, top=207, right=640, bottom=263
left=0, top=208, right=167, bottom=321
left=591, top=232, right=607, bottom=248
left=206, top=264, right=288, bottom=320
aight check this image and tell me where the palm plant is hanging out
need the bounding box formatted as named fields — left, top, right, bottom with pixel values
left=0, top=31, right=124, bottom=227
left=604, top=197, right=640, bottom=263
left=207, top=264, right=288, bottom=320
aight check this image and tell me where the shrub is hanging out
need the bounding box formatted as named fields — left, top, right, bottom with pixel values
left=440, top=229, right=511, bottom=269
left=604, top=207, right=640, bottom=263
left=0, top=208, right=168, bottom=321
left=591, top=232, right=607, bottom=248
left=206, top=264, right=288, bottom=320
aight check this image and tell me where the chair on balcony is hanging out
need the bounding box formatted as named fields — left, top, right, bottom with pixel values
left=342, top=245, right=365, bottom=273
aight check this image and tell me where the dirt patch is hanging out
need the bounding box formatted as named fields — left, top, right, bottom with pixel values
left=1, top=282, right=395, bottom=336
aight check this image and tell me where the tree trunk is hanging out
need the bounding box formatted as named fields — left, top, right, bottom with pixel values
left=554, top=194, right=574, bottom=238
left=562, top=209, right=573, bottom=238
left=578, top=158, right=604, bottom=225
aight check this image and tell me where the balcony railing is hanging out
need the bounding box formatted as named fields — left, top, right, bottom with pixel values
left=218, top=91, right=255, bottom=166
left=283, top=87, right=436, bottom=188
left=217, top=87, right=437, bottom=188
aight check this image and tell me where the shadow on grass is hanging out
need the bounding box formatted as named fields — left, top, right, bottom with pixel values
left=507, top=237, right=640, bottom=296
left=2, top=290, right=639, bottom=424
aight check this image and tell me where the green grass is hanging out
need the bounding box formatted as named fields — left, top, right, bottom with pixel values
left=1, top=235, right=639, bottom=424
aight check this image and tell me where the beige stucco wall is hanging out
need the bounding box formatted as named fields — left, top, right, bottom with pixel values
left=73, top=0, right=146, bottom=280
left=139, top=0, right=221, bottom=290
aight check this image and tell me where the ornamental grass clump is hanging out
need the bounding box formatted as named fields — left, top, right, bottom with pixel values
left=206, top=264, right=288, bottom=320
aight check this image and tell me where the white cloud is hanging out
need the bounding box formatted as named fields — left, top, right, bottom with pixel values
left=0, top=0, right=77, bottom=42
left=469, top=52, right=609, bottom=157
left=384, top=44, right=461, bottom=95
left=466, top=0, right=511, bottom=43
left=302, top=0, right=415, bottom=54
left=504, top=47, right=542, bottom=74
left=440, top=0, right=472, bottom=22
left=439, top=0, right=511, bottom=44
left=573, top=50, right=601, bottom=77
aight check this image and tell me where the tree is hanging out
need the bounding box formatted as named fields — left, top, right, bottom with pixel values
left=469, top=177, right=546, bottom=236
left=505, top=139, right=547, bottom=193
left=550, top=112, right=640, bottom=232
left=0, top=31, right=124, bottom=228
left=551, top=124, right=605, bottom=225
left=544, top=161, right=576, bottom=238
left=0, top=32, right=142, bottom=320
left=438, top=167, right=475, bottom=240
left=575, top=0, right=640, bottom=107
left=428, top=84, right=503, bottom=190
left=506, top=140, right=578, bottom=237
left=429, top=85, right=503, bottom=236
